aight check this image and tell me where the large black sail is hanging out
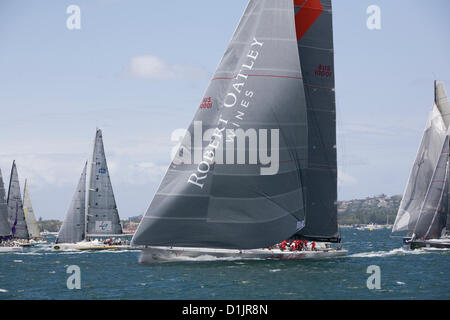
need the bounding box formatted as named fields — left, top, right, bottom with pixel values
left=291, top=0, right=338, bottom=242
left=6, top=161, right=29, bottom=239
left=0, top=169, right=11, bottom=237
left=56, top=162, right=87, bottom=244
left=133, top=0, right=312, bottom=249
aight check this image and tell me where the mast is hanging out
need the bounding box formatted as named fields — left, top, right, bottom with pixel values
left=23, top=179, right=40, bottom=238
left=6, top=161, right=29, bottom=239
left=56, top=162, right=87, bottom=244
left=86, top=129, right=122, bottom=236
left=0, top=169, right=11, bottom=237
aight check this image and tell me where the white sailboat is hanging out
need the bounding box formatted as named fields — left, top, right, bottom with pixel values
left=0, top=168, right=22, bottom=253
left=131, top=0, right=347, bottom=263
left=23, top=179, right=45, bottom=245
left=394, top=81, right=450, bottom=249
left=53, top=129, right=127, bottom=251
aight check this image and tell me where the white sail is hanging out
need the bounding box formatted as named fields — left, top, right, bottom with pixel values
left=86, top=129, right=122, bottom=236
left=23, top=179, right=40, bottom=238
left=56, top=162, right=87, bottom=244
left=435, top=81, right=450, bottom=128
left=393, top=104, right=447, bottom=233
left=0, top=169, right=11, bottom=237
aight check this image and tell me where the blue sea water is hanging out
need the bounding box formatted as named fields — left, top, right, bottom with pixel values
left=0, top=228, right=448, bottom=300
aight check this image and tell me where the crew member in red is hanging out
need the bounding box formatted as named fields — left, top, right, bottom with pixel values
left=311, top=241, right=316, bottom=251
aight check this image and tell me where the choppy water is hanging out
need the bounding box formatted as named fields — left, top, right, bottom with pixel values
left=0, top=228, right=448, bottom=299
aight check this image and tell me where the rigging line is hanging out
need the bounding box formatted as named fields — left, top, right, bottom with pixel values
left=269, top=105, right=306, bottom=224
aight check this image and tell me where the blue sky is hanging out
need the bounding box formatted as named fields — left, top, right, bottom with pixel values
left=0, top=0, right=449, bottom=220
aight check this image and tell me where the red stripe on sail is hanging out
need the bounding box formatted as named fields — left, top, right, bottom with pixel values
left=294, top=0, right=323, bottom=40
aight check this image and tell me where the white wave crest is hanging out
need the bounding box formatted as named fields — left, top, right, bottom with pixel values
left=348, top=247, right=448, bottom=258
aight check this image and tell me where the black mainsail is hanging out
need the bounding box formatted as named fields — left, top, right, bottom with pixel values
left=132, top=0, right=338, bottom=249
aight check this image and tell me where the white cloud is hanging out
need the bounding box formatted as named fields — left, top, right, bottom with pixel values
left=125, top=55, right=210, bottom=81
left=338, top=170, right=357, bottom=187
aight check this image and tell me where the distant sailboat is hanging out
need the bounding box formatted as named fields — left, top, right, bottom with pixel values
left=393, top=81, right=450, bottom=249
left=7, top=161, right=29, bottom=240
left=23, top=179, right=41, bottom=239
left=0, top=169, right=11, bottom=237
left=54, top=129, right=125, bottom=251
left=0, top=168, right=22, bottom=252
left=86, top=129, right=123, bottom=237
left=132, top=0, right=347, bottom=262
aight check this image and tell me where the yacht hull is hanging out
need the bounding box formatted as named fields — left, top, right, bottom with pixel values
left=0, top=246, right=22, bottom=253
left=138, top=246, right=348, bottom=263
left=403, top=237, right=450, bottom=249
left=52, top=241, right=130, bottom=251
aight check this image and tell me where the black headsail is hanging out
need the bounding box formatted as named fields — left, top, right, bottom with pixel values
left=290, top=0, right=339, bottom=242
left=132, top=0, right=337, bottom=249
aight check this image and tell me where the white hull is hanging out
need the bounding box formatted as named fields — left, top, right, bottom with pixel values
left=52, top=240, right=129, bottom=251
left=139, top=246, right=348, bottom=263
left=0, top=246, right=23, bottom=253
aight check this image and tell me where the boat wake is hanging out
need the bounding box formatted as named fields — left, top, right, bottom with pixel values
left=145, top=254, right=259, bottom=263
left=348, top=247, right=450, bottom=258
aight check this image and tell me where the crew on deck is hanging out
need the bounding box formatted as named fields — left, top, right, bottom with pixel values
left=267, top=240, right=317, bottom=252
